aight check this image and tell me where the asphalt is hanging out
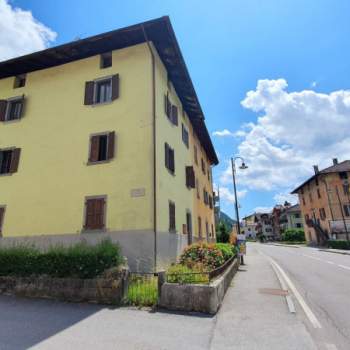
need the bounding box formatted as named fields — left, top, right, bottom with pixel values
left=1, top=243, right=347, bottom=349
left=258, top=242, right=350, bottom=350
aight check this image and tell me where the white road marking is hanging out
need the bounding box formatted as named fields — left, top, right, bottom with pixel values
left=326, top=261, right=335, bottom=265
left=260, top=251, right=322, bottom=329
left=338, top=264, right=350, bottom=271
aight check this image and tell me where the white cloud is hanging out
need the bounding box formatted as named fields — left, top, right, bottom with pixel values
left=253, top=206, right=273, bottom=213
left=0, top=0, right=56, bottom=61
left=232, top=78, right=350, bottom=191
left=213, top=129, right=235, bottom=137
left=273, top=192, right=298, bottom=205
left=218, top=186, right=247, bottom=204
left=311, top=81, right=317, bottom=88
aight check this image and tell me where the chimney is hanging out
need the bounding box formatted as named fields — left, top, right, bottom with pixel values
left=333, top=158, right=338, bottom=165
left=313, top=165, right=319, bottom=174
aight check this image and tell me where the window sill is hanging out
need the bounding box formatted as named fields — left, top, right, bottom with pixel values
left=1, top=118, right=22, bottom=124
left=81, top=228, right=107, bottom=234
left=0, top=173, right=13, bottom=177
left=87, top=159, right=112, bottom=166
left=90, top=100, right=113, bottom=107
left=169, top=229, right=177, bottom=234
left=166, top=168, right=175, bottom=176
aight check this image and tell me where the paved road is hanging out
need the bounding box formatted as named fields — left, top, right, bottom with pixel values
left=256, top=243, right=350, bottom=350
left=0, top=244, right=348, bottom=349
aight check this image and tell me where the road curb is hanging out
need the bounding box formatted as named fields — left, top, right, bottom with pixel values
left=319, top=249, right=350, bottom=256
left=267, top=243, right=303, bottom=249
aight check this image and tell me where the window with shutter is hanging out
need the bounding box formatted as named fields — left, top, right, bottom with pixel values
left=89, top=132, right=116, bottom=164
left=100, top=52, right=112, bottom=69
left=0, top=100, right=7, bottom=122
left=0, top=207, right=5, bottom=234
left=84, top=197, right=106, bottom=230
left=84, top=81, right=95, bottom=105
left=0, top=149, right=21, bottom=175
left=165, top=143, right=175, bottom=174
left=198, top=216, right=202, bottom=238
left=186, top=166, right=195, bottom=188
left=196, top=179, right=200, bottom=199
left=85, top=75, right=119, bottom=106
left=169, top=201, right=176, bottom=232
left=194, top=145, right=198, bottom=165
left=182, top=124, right=189, bottom=148
left=0, top=96, right=25, bottom=122
left=344, top=204, right=350, bottom=217
left=171, top=105, right=178, bottom=125
left=201, top=158, right=206, bottom=174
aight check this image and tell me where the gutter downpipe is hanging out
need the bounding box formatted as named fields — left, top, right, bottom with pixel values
left=141, top=24, right=157, bottom=272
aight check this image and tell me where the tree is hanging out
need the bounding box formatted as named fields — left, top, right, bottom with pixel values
left=216, top=222, right=230, bottom=243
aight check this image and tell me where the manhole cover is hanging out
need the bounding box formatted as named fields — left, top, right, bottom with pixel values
left=259, top=288, right=289, bottom=296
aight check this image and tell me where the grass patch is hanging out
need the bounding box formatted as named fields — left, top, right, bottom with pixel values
left=166, top=264, right=209, bottom=284
left=127, top=274, right=158, bottom=306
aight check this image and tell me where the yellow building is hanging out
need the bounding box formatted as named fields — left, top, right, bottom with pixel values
left=0, top=17, right=218, bottom=272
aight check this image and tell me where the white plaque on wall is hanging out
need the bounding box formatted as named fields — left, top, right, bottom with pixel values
left=131, top=188, right=146, bottom=197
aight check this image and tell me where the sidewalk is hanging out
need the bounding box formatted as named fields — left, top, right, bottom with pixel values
left=319, top=248, right=350, bottom=256
left=210, top=245, right=317, bottom=350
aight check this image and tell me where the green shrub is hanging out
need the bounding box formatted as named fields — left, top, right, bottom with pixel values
left=215, top=243, right=235, bottom=261
left=216, top=222, right=230, bottom=243
left=179, top=243, right=225, bottom=271
left=166, top=264, right=209, bottom=284
left=327, top=240, right=350, bottom=250
left=282, top=229, right=305, bottom=242
left=0, top=239, right=123, bottom=279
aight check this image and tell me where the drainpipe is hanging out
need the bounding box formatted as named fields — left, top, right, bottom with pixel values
left=141, top=25, right=157, bottom=272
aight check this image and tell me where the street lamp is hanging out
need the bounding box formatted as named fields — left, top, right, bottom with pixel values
left=231, top=156, right=248, bottom=264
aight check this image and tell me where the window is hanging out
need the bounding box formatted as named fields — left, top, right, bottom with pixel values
left=185, top=166, right=195, bottom=188
left=84, top=74, right=119, bottom=105
left=302, top=196, right=306, bottom=205
left=296, top=223, right=302, bottom=228
left=0, top=97, right=25, bottom=122
left=100, top=52, right=112, bottom=69
left=211, top=224, right=214, bottom=238
left=0, top=148, right=21, bottom=175
left=343, top=204, right=350, bottom=217
left=182, top=123, right=189, bottom=148
left=194, top=146, right=198, bottom=165
left=201, top=158, right=206, bottom=174
left=0, top=206, right=5, bottom=235
left=209, top=195, right=213, bottom=209
left=207, top=168, right=210, bottom=181
left=14, top=74, right=26, bottom=88
left=317, top=188, right=321, bottom=199
left=198, top=216, right=202, bottom=238
left=203, top=189, right=209, bottom=205
left=164, top=94, right=178, bottom=126
left=339, top=172, right=348, bottom=180
left=83, top=196, right=106, bottom=230
left=196, top=178, right=200, bottom=199
left=319, top=208, right=326, bottom=220
left=206, top=221, right=209, bottom=240
left=315, top=177, right=319, bottom=186
left=344, top=184, right=350, bottom=195
left=309, top=193, right=313, bottom=203
left=169, top=201, right=176, bottom=232
left=88, top=132, right=115, bottom=163
left=165, top=143, right=175, bottom=174
left=294, top=213, right=300, bottom=219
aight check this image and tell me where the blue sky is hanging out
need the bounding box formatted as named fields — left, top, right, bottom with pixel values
left=3, top=0, right=350, bottom=219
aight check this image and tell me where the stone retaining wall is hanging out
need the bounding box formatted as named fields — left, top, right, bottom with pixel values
left=0, top=268, right=129, bottom=305
left=159, top=258, right=240, bottom=314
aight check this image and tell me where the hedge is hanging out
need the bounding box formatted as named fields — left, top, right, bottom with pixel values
left=327, top=240, right=350, bottom=250
left=282, top=229, right=305, bottom=242
left=0, top=239, right=124, bottom=279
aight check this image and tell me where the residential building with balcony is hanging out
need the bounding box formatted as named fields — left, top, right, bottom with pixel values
left=291, top=159, right=350, bottom=245
left=0, top=17, right=218, bottom=272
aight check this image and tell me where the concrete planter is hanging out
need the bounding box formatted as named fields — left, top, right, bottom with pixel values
left=0, top=268, right=129, bottom=305
left=159, top=257, right=240, bottom=314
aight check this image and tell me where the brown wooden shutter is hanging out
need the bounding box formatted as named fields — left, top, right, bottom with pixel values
left=84, top=199, right=95, bottom=229
left=89, top=136, right=100, bottom=162
left=164, top=94, right=168, bottom=115
left=111, top=74, right=119, bottom=101
left=85, top=198, right=105, bottom=230
left=169, top=202, right=176, bottom=231
left=84, top=81, right=94, bottom=105
left=169, top=148, right=175, bottom=173
left=171, top=105, right=178, bottom=125
left=166, top=95, right=171, bottom=119
left=18, top=95, right=25, bottom=119
left=0, top=207, right=4, bottom=233
left=0, top=100, right=7, bottom=121
left=94, top=198, right=105, bottom=229
left=165, top=143, right=169, bottom=168
left=107, top=131, right=115, bottom=159
left=186, top=166, right=195, bottom=188
left=9, top=148, right=21, bottom=173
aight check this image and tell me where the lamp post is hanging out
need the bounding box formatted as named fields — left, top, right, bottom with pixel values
left=231, top=156, right=248, bottom=264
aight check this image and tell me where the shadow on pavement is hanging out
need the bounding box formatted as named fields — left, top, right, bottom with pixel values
left=0, top=295, right=106, bottom=349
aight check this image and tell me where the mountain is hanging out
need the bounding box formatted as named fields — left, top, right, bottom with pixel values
left=218, top=211, right=236, bottom=229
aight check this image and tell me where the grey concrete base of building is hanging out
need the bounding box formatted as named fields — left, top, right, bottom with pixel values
left=0, top=230, right=189, bottom=272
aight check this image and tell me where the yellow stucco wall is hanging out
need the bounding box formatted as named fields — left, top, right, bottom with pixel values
left=0, top=43, right=154, bottom=236
left=153, top=46, right=193, bottom=236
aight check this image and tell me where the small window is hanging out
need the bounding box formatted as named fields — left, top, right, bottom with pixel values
left=198, top=216, right=202, bottom=238
left=84, top=197, right=106, bottom=230
left=100, top=52, right=112, bottom=69
left=302, top=196, right=306, bottom=205
left=165, top=143, right=175, bottom=174
left=319, top=208, right=326, bottom=220
left=296, top=223, right=302, bottom=228
left=88, top=132, right=115, bottom=163
left=194, top=146, right=198, bottom=165
left=339, top=172, right=348, bottom=180
left=201, top=158, right=206, bottom=174
left=169, top=201, right=176, bottom=232
left=196, top=179, right=200, bottom=199
left=209, top=195, right=213, bottom=209
left=182, top=124, right=189, bottom=148
left=343, top=204, right=350, bottom=217
left=207, top=168, right=210, bottom=181
left=96, top=79, right=112, bottom=104
left=0, top=206, right=5, bottom=235
left=317, top=188, right=321, bottom=199
left=315, top=177, right=319, bottom=186
left=0, top=148, right=21, bottom=175
left=206, top=221, right=209, bottom=240
left=185, top=166, right=195, bottom=188
left=309, top=193, right=313, bottom=203
left=343, top=184, right=350, bottom=195
left=164, top=94, right=178, bottom=126
left=14, top=74, right=26, bottom=88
